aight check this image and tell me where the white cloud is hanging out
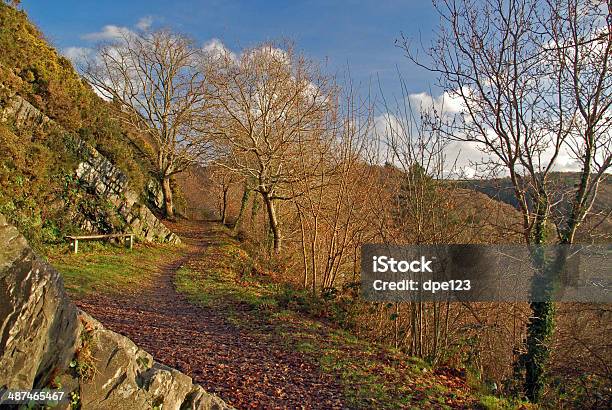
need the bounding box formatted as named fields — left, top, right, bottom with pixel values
left=82, top=24, right=133, bottom=41
left=262, top=46, right=290, bottom=65
left=373, top=113, right=403, bottom=141
left=202, top=38, right=237, bottom=61
left=442, top=140, right=490, bottom=178
left=81, top=15, right=155, bottom=41
left=404, top=87, right=607, bottom=177
left=244, top=45, right=290, bottom=67
left=136, top=16, right=153, bottom=31
left=377, top=86, right=597, bottom=178
left=62, top=46, right=93, bottom=65
left=202, top=40, right=294, bottom=77
left=302, top=81, right=324, bottom=103
left=372, top=111, right=489, bottom=177
left=408, top=90, right=465, bottom=116
left=551, top=151, right=581, bottom=172
left=441, top=129, right=591, bottom=178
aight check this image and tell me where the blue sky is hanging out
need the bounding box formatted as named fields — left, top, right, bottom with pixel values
left=21, top=0, right=440, bottom=102
left=17, top=1, right=594, bottom=176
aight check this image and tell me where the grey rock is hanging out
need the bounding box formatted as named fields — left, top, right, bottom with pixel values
left=139, top=363, right=193, bottom=409
left=75, top=142, right=181, bottom=245
left=0, top=214, right=79, bottom=389
left=182, top=385, right=234, bottom=410
left=0, top=95, right=49, bottom=128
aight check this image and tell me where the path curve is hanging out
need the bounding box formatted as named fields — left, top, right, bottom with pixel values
left=74, top=220, right=346, bottom=409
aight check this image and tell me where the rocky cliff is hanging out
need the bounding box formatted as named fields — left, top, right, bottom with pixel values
left=0, top=213, right=230, bottom=409
left=75, top=142, right=180, bottom=244
left=1, top=95, right=180, bottom=245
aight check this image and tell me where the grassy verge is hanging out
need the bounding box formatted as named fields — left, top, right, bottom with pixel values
left=50, top=241, right=186, bottom=296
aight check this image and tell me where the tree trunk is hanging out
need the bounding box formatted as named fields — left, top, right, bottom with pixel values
left=522, top=197, right=553, bottom=402
left=161, top=176, right=174, bottom=219
left=295, top=204, right=309, bottom=289
left=233, top=184, right=251, bottom=233
left=524, top=300, right=554, bottom=402
left=220, top=187, right=229, bottom=225
left=262, top=192, right=281, bottom=253
left=524, top=243, right=568, bottom=402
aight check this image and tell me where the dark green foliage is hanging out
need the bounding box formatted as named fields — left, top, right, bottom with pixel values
left=0, top=124, right=80, bottom=249
left=0, top=122, right=129, bottom=249
left=251, top=193, right=260, bottom=220
left=524, top=300, right=555, bottom=402
left=522, top=245, right=570, bottom=402
left=549, top=374, right=612, bottom=408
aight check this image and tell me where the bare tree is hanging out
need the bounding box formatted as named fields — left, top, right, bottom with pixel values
left=209, top=164, right=240, bottom=225
left=206, top=43, right=335, bottom=253
left=83, top=29, right=212, bottom=219
left=291, top=78, right=376, bottom=293
left=542, top=0, right=612, bottom=243
left=401, top=0, right=610, bottom=401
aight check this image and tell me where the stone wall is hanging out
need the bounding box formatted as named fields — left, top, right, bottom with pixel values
left=0, top=214, right=230, bottom=409
left=1, top=94, right=180, bottom=245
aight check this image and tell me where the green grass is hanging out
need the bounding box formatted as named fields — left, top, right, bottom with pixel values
left=50, top=242, right=185, bottom=296
left=173, top=232, right=281, bottom=312
left=310, top=328, right=436, bottom=408
left=477, top=395, right=534, bottom=410
left=175, top=266, right=278, bottom=310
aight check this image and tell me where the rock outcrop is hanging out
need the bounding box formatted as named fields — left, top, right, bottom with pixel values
left=0, top=94, right=180, bottom=245
left=0, top=93, right=50, bottom=129
left=0, top=214, right=231, bottom=409
left=76, top=143, right=181, bottom=244
left=0, top=215, right=79, bottom=390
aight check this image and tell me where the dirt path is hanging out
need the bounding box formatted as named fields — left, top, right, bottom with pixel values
left=74, top=220, right=347, bottom=409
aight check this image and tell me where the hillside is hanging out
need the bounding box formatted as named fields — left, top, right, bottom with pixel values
left=0, top=3, right=172, bottom=249
left=462, top=173, right=611, bottom=242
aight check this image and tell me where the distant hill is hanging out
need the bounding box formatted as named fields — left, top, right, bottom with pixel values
left=461, top=173, right=611, bottom=242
